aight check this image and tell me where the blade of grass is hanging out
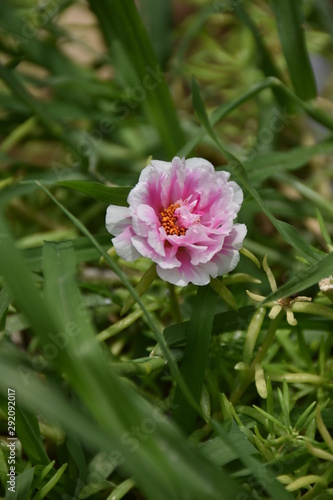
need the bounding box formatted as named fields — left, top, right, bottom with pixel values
left=6, top=467, right=34, bottom=500
left=270, top=0, right=317, bottom=100
left=179, top=76, right=333, bottom=160
left=0, top=62, right=62, bottom=138
left=139, top=0, right=172, bottom=68
left=209, top=420, right=294, bottom=500
left=263, top=252, right=333, bottom=304
left=173, top=285, right=218, bottom=434
left=16, top=406, right=49, bottom=465
left=88, top=0, right=184, bottom=156
left=178, top=78, right=275, bottom=158
left=0, top=1, right=83, bottom=79
left=32, top=463, right=67, bottom=500
left=247, top=140, right=333, bottom=184
left=234, top=3, right=291, bottom=108
left=58, top=181, right=132, bottom=206
left=275, top=172, right=333, bottom=220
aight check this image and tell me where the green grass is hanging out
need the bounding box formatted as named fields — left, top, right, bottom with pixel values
left=0, top=1, right=333, bottom=499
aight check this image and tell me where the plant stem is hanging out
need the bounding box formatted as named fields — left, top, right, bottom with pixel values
left=230, top=309, right=284, bottom=405
left=167, top=283, right=182, bottom=323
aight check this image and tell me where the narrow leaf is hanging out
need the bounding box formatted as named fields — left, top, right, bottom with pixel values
left=264, top=253, right=333, bottom=304
left=16, top=406, right=49, bottom=465
left=173, top=286, right=218, bottom=434
left=270, top=0, right=317, bottom=100
left=88, top=0, right=184, bottom=156
left=58, top=181, right=132, bottom=206
left=32, top=463, right=67, bottom=500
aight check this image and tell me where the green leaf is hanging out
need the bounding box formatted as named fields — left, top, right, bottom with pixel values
left=32, top=463, right=67, bottom=500
left=173, top=286, right=218, bottom=434
left=32, top=461, right=56, bottom=491
left=275, top=172, right=333, bottom=220
left=0, top=62, right=62, bottom=138
left=23, top=234, right=111, bottom=273
left=277, top=383, right=291, bottom=428
left=88, top=0, right=184, bottom=156
left=234, top=3, right=290, bottom=108
left=247, top=140, right=333, bottom=184
left=107, top=478, right=135, bottom=500
left=200, top=427, right=259, bottom=468
left=0, top=446, right=8, bottom=489
left=316, top=209, right=333, bottom=251
left=16, top=406, right=49, bottom=465
left=6, top=467, right=34, bottom=500
left=209, top=278, right=238, bottom=310
left=264, top=253, right=333, bottom=304
left=139, top=0, right=172, bottom=68
left=178, top=78, right=275, bottom=158
left=270, top=0, right=317, bottom=100
left=294, top=401, right=317, bottom=432
left=58, top=181, right=132, bottom=206
left=209, top=420, right=294, bottom=500
left=179, top=77, right=333, bottom=160
left=0, top=282, right=11, bottom=328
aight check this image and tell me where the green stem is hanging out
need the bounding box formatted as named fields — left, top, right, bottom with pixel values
left=0, top=116, right=37, bottom=153
left=121, top=264, right=157, bottom=315
left=111, top=357, right=165, bottom=377
left=167, top=283, right=182, bottom=323
left=230, top=309, right=284, bottom=405
left=292, top=301, right=333, bottom=320
left=301, top=464, right=333, bottom=500
left=107, top=478, right=135, bottom=500
left=97, top=303, right=159, bottom=342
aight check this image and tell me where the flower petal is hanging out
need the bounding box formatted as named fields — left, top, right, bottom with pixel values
left=106, top=156, right=246, bottom=285
left=106, top=205, right=131, bottom=235
left=185, top=157, right=215, bottom=171
left=132, top=204, right=159, bottom=237
left=156, top=248, right=213, bottom=286
left=112, top=227, right=140, bottom=261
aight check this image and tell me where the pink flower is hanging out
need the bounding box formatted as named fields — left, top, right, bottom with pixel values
left=106, top=157, right=246, bottom=286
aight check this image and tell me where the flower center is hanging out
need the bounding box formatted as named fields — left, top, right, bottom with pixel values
left=160, top=203, right=186, bottom=236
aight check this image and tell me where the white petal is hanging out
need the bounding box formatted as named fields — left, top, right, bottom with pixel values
left=139, top=160, right=171, bottom=182
left=112, top=227, right=140, bottom=261
left=132, top=204, right=159, bottom=237
left=229, top=181, right=244, bottom=206
left=225, top=224, right=247, bottom=251
left=213, top=249, right=240, bottom=276
left=156, top=266, right=188, bottom=287
left=106, top=205, right=131, bottom=235
left=185, top=157, right=215, bottom=172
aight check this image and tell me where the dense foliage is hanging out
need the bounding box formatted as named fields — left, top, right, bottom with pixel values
left=0, top=1, right=333, bottom=499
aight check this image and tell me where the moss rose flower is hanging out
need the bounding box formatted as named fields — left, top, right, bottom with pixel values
left=106, top=157, right=246, bottom=286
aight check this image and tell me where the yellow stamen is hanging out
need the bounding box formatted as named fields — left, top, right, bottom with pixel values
left=160, top=203, right=186, bottom=236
